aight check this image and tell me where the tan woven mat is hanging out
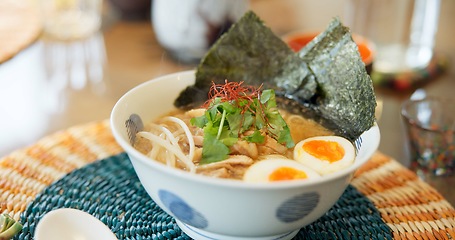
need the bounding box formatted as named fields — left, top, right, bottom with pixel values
left=1, top=120, right=454, bottom=239
left=0, top=1, right=42, bottom=64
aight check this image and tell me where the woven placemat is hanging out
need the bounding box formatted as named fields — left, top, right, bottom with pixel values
left=1, top=120, right=455, bottom=239
left=15, top=152, right=391, bottom=240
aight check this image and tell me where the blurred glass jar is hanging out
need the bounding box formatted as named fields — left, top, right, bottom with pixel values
left=344, top=0, right=440, bottom=74
left=152, top=0, right=249, bottom=64
left=41, top=0, right=102, bottom=41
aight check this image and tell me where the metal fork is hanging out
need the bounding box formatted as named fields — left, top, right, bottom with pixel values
left=125, top=114, right=144, bottom=145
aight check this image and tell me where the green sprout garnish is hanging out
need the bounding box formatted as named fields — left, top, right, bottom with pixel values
left=190, top=81, right=294, bottom=163
left=0, top=213, right=22, bottom=240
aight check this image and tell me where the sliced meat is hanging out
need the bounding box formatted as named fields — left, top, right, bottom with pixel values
left=196, top=155, right=254, bottom=179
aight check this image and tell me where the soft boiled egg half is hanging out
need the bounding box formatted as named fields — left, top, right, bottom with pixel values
left=294, top=136, right=355, bottom=175
left=243, top=156, right=321, bottom=183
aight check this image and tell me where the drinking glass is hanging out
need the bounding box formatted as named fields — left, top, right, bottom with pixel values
left=401, top=97, right=455, bottom=178
left=41, top=0, right=102, bottom=41
left=344, top=0, right=440, bottom=74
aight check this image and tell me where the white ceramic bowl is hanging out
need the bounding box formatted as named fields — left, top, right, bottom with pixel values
left=110, top=70, right=380, bottom=240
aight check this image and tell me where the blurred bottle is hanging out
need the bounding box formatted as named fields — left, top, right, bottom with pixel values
left=152, top=0, right=249, bottom=64
left=344, top=0, right=440, bottom=74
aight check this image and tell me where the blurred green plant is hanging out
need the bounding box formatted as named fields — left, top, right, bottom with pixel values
left=0, top=213, right=22, bottom=240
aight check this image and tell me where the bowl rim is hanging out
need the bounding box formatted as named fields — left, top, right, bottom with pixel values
left=110, top=70, right=380, bottom=190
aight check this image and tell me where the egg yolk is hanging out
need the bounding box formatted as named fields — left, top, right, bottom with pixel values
left=269, top=167, right=308, bottom=181
left=302, top=140, right=345, bottom=162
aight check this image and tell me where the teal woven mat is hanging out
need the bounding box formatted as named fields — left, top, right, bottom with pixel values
left=15, top=153, right=391, bottom=240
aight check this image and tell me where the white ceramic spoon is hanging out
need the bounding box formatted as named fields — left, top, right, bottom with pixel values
left=34, top=208, right=118, bottom=240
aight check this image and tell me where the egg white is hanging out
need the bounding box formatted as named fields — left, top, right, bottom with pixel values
left=243, top=157, right=321, bottom=183
left=294, top=136, right=355, bottom=175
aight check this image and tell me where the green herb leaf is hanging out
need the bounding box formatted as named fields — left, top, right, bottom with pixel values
left=278, top=125, right=294, bottom=148
left=262, top=89, right=295, bottom=148
left=201, top=132, right=230, bottom=164
left=226, top=111, right=253, bottom=136
left=260, top=89, right=273, bottom=104
left=244, top=130, right=265, bottom=143
left=219, top=101, right=236, bottom=113
left=221, top=136, right=238, bottom=146
left=190, top=115, right=207, bottom=128
left=226, top=112, right=242, bottom=137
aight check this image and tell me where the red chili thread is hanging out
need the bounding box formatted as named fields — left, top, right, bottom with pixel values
left=203, top=80, right=262, bottom=109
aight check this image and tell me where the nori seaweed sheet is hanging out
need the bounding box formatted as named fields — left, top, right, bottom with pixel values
left=294, top=18, right=377, bottom=142
left=174, top=11, right=376, bottom=142
left=174, top=11, right=310, bottom=108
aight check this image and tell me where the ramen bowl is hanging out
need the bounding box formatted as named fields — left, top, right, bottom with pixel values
left=110, top=70, right=380, bottom=240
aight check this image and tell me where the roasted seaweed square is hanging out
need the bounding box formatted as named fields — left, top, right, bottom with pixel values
left=297, top=18, right=376, bottom=141
left=175, top=11, right=310, bottom=108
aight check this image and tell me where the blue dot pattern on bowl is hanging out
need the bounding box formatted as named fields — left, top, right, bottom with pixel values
left=158, top=189, right=208, bottom=229
left=276, top=192, right=320, bottom=223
